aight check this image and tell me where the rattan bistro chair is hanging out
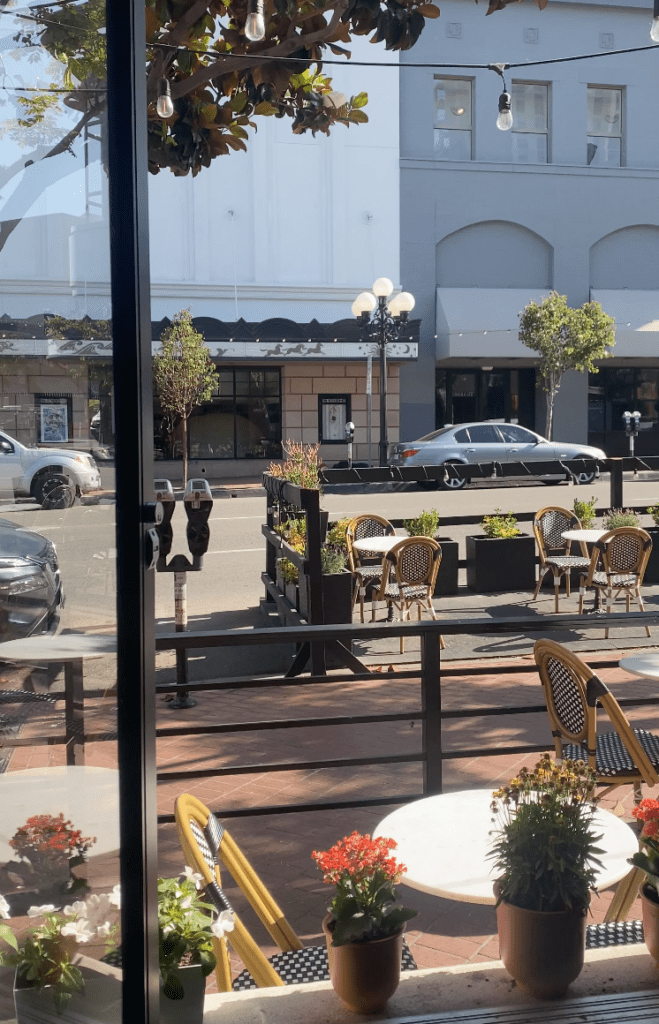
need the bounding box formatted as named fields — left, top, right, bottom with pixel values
left=175, top=794, right=416, bottom=991
left=534, top=639, right=659, bottom=804
left=532, top=506, right=591, bottom=612
left=346, top=514, right=395, bottom=623
left=375, top=537, right=444, bottom=653
left=578, top=527, right=652, bottom=638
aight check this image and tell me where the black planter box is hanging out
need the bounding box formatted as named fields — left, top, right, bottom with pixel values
left=433, top=537, right=459, bottom=596
left=299, top=569, right=353, bottom=623
left=466, top=534, right=536, bottom=593
left=644, top=527, right=659, bottom=585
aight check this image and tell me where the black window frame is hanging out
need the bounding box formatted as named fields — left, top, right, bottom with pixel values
left=318, top=394, right=351, bottom=444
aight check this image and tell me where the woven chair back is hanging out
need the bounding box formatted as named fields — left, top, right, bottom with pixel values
left=534, top=639, right=589, bottom=743
left=599, top=527, right=652, bottom=578
left=175, top=793, right=302, bottom=991
left=346, top=514, right=394, bottom=568
left=388, top=537, right=441, bottom=589
left=534, top=506, right=580, bottom=556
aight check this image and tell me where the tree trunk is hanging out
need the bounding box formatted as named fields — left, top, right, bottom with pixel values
left=545, top=396, right=554, bottom=441
left=182, top=417, right=188, bottom=487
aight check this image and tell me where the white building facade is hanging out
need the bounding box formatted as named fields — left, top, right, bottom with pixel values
left=399, top=0, right=659, bottom=454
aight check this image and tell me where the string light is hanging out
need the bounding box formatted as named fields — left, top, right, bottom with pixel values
left=652, top=0, right=659, bottom=42
left=245, top=0, right=266, bottom=42
left=489, top=63, right=513, bottom=131
left=156, top=77, right=173, bottom=118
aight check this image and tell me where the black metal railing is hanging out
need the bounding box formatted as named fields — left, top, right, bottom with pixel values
left=154, top=610, right=659, bottom=824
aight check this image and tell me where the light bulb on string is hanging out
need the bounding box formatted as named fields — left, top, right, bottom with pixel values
left=496, top=91, right=513, bottom=131
left=652, top=0, right=659, bottom=41
left=245, top=0, right=266, bottom=41
left=156, top=78, right=173, bottom=118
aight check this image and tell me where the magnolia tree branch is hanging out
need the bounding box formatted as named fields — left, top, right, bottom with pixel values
left=169, top=4, right=347, bottom=100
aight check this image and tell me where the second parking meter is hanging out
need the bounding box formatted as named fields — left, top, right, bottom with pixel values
left=184, top=479, right=213, bottom=561
left=154, top=479, right=175, bottom=560
left=623, top=410, right=641, bottom=461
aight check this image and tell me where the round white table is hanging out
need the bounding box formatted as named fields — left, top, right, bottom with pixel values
left=374, top=789, right=638, bottom=905
left=0, top=634, right=116, bottom=765
left=561, top=529, right=607, bottom=545
left=619, top=652, right=659, bottom=681
left=352, top=536, right=401, bottom=555
left=0, top=765, right=120, bottom=862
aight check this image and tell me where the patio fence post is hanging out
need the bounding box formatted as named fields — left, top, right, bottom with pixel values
left=265, top=490, right=276, bottom=600
left=421, top=629, right=442, bottom=795
left=610, top=459, right=624, bottom=508
left=303, top=486, right=326, bottom=675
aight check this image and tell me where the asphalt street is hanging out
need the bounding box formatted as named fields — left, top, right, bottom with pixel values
left=0, top=473, right=657, bottom=682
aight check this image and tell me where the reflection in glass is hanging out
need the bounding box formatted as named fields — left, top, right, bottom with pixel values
left=434, top=79, right=472, bottom=161
left=512, top=83, right=548, bottom=132
left=434, top=129, right=472, bottom=161
left=512, top=133, right=547, bottom=164
left=0, top=3, right=121, bottom=1021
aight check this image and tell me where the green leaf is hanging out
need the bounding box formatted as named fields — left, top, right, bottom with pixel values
left=0, top=924, right=18, bottom=951
left=254, top=102, right=278, bottom=116
left=348, top=110, right=369, bottom=123
left=351, top=91, right=368, bottom=108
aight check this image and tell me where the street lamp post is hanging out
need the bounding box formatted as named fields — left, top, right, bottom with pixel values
left=352, top=278, right=415, bottom=468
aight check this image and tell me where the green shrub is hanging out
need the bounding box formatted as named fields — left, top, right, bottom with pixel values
left=327, top=518, right=351, bottom=551
left=647, top=505, right=659, bottom=527
left=480, top=510, right=521, bottom=539
left=320, top=548, right=347, bottom=574
left=403, top=509, right=440, bottom=537
left=573, top=496, right=597, bottom=529
left=602, top=508, right=641, bottom=530
left=278, top=558, right=298, bottom=584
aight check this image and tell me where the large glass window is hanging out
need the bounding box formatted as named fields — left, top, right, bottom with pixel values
left=185, top=367, right=281, bottom=459
left=434, top=78, right=473, bottom=160
left=587, top=86, right=623, bottom=167
left=512, top=82, right=549, bottom=164
left=588, top=368, right=659, bottom=431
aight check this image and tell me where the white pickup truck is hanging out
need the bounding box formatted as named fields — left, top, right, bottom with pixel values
left=0, top=430, right=102, bottom=508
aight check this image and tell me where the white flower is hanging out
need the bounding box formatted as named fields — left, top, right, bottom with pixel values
left=162, top=923, right=175, bottom=935
left=180, top=896, right=193, bottom=910
left=210, top=911, right=235, bottom=939
left=84, top=894, right=115, bottom=934
left=0, top=895, right=10, bottom=919
left=183, top=866, right=203, bottom=889
left=63, top=902, right=88, bottom=918
left=27, top=905, right=57, bottom=917
left=61, top=919, right=95, bottom=943
left=95, top=922, right=112, bottom=938
left=109, top=885, right=121, bottom=909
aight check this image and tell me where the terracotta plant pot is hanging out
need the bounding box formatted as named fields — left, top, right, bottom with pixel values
left=496, top=892, right=588, bottom=1000
left=641, top=883, right=659, bottom=963
left=322, top=914, right=403, bottom=1014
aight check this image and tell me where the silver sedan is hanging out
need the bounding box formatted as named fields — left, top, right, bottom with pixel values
left=388, top=422, right=606, bottom=491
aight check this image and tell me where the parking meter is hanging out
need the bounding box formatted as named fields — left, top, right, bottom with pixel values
left=184, top=478, right=213, bottom=560
left=154, top=479, right=175, bottom=559
left=345, top=421, right=355, bottom=470
left=623, top=410, right=641, bottom=461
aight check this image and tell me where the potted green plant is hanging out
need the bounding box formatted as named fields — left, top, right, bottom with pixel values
left=269, top=440, right=328, bottom=539
left=573, top=496, right=597, bottom=529
left=627, top=797, right=659, bottom=964
left=645, top=505, right=659, bottom=584
left=403, top=509, right=458, bottom=596
left=489, top=754, right=603, bottom=1000
left=312, top=831, right=417, bottom=1014
left=277, top=557, right=299, bottom=610
left=602, top=508, right=641, bottom=529
left=466, top=510, right=535, bottom=592
left=0, top=889, right=122, bottom=1023
left=299, top=539, right=353, bottom=624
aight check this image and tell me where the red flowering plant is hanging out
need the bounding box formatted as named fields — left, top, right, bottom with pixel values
left=7, top=814, right=96, bottom=892
left=629, top=799, right=659, bottom=901
left=311, top=831, right=417, bottom=946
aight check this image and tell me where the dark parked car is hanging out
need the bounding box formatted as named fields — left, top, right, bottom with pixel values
left=388, top=423, right=606, bottom=490
left=0, top=518, right=62, bottom=642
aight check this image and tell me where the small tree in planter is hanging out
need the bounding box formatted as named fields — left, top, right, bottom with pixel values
left=573, top=496, right=597, bottom=529
left=153, top=311, right=217, bottom=486
left=466, top=510, right=535, bottom=593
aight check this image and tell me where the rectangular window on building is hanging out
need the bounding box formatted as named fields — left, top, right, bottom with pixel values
left=511, top=82, right=549, bottom=164
left=36, top=394, right=72, bottom=443
left=434, top=77, right=472, bottom=160
left=587, top=86, right=623, bottom=167
left=319, top=395, right=350, bottom=443
left=180, top=367, right=281, bottom=459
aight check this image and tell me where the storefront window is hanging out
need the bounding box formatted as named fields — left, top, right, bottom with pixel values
left=589, top=368, right=659, bottom=432
left=436, top=368, right=535, bottom=429
left=184, top=367, right=282, bottom=459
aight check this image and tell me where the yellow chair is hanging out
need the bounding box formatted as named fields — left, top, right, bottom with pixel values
left=175, top=794, right=418, bottom=991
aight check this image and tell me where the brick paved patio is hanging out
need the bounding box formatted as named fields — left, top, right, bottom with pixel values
left=2, top=644, right=658, bottom=992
